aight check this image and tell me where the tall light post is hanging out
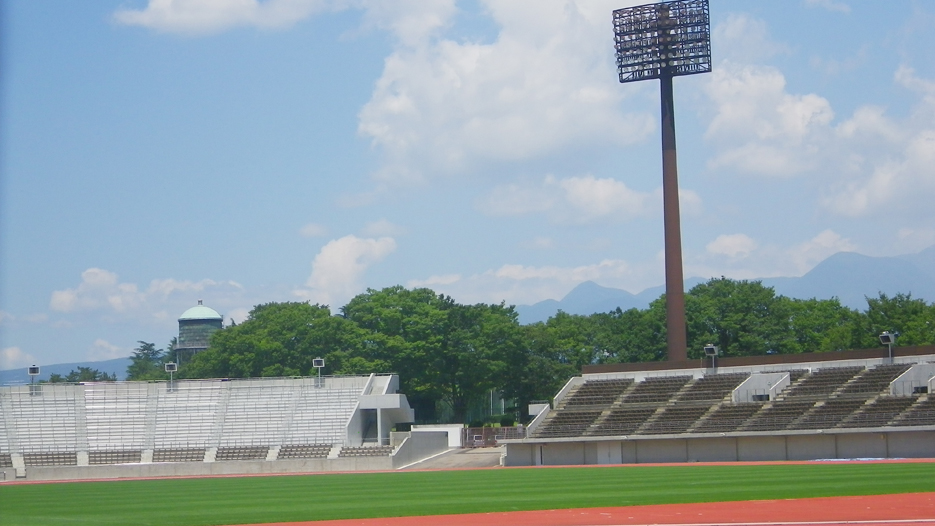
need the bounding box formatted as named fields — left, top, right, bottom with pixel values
left=613, top=0, right=711, bottom=361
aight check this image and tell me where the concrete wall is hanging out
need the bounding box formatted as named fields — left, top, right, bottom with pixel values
left=391, top=431, right=449, bottom=469
left=891, top=364, right=935, bottom=395
left=503, top=429, right=935, bottom=466
left=4, top=455, right=397, bottom=482
left=412, top=424, right=464, bottom=447
left=734, top=372, right=790, bottom=402
left=1, top=433, right=451, bottom=481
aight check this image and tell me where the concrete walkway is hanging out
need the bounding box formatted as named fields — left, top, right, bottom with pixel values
left=404, top=446, right=503, bottom=470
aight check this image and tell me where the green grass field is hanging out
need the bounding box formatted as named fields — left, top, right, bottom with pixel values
left=1, top=463, right=934, bottom=526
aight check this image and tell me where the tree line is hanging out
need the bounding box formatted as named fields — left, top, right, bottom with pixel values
left=127, top=278, right=935, bottom=423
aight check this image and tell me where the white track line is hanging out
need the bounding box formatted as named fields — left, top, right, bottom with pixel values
left=574, top=520, right=935, bottom=526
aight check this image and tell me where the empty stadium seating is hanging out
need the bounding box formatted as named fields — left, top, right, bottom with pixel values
left=783, top=366, right=864, bottom=398
left=621, top=375, right=692, bottom=403
left=152, top=448, right=205, bottom=463
left=531, top=410, right=602, bottom=438
left=676, top=373, right=749, bottom=402
left=215, top=446, right=268, bottom=461
left=89, top=450, right=142, bottom=465
left=530, top=362, right=935, bottom=441
left=840, top=396, right=916, bottom=428
left=338, top=445, right=395, bottom=457
left=278, top=444, right=331, bottom=459
left=0, top=375, right=411, bottom=471
left=591, top=407, right=657, bottom=436
left=690, top=402, right=762, bottom=433
left=893, top=396, right=935, bottom=427
left=561, top=379, right=633, bottom=407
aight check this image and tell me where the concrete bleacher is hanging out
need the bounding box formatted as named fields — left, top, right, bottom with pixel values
left=840, top=396, right=916, bottom=428
left=783, top=366, right=864, bottom=398
left=338, top=445, right=396, bottom=457
left=0, top=374, right=431, bottom=479
left=531, top=410, right=603, bottom=438
left=152, top=448, right=205, bottom=463
left=893, top=396, right=935, bottom=427
left=690, top=402, right=762, bottom=433
left=561, top=379, right=633, bottom=407
left=4, top=384, right=80, bottom=454
left=511, top=348, right=935, bottom=466
left=621, top=375, right=692, bottom=403
left=277, top=444, right=331, bottom=459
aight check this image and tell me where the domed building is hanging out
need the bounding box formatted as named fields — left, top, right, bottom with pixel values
left=175, top=300, right=223, bottom=362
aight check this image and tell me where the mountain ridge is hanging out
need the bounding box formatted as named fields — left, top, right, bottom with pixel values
left=516, top=246, right=935, bottom=324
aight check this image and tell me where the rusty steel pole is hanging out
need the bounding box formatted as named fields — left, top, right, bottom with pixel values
left=660, top=71, right=687, bottom=362
left=613, top=0, right=711, bottom=362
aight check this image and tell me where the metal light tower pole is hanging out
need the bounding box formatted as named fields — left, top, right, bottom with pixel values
left=613, top=0, right=711, bottom=362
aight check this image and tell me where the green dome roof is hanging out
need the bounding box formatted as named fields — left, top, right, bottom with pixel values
left=179, top=300, right=222, bottom=321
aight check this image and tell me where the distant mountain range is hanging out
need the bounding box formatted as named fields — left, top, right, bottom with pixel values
left=0, top=357, right=131, bottom=386
left=516, top=245, right=935, bottom=324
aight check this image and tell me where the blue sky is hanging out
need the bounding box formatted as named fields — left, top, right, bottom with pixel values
left=2, top=0, right=934, bottom=368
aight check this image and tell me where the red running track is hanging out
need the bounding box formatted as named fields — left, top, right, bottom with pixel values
left=241, top=492, right=935, bottom=526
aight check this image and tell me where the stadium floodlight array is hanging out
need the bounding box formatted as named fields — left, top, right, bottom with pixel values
left=613, top=0, right=711, bottom=83
left=612, top=0, right=711, bottom=362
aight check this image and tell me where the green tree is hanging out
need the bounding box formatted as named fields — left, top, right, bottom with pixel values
left=685, top=278, right=795, bottom=357
left=127, top=341, right=166, bottom=380
left=47, top=367, right=117, bottom=383
left=342, top=287, right=522, bottom=423
left=184, top=302, right=365, bottom=379
left=859, top=292, right=935, bottom=347
left=786, top=297, right=863, bottom=353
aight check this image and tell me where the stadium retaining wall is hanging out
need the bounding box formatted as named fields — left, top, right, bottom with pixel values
left=502, top=428, right=935, bottom=466
left=0, top=431, right=449, bottom=481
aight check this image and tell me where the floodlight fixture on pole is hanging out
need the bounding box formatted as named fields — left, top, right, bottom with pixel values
left=703, top=344, right=718, bottom=369
left=879, top=331, right=898, bottom=362
left=313, top=357, right=325, bottom=386
left=613, top=0, right=711, bottom=362
left=165, top=362, right=177, bottom=389
left=27, top=365, right=40, bottom=384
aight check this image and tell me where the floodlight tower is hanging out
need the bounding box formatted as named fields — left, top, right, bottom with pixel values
left=613, top=0, right=711, bottom=362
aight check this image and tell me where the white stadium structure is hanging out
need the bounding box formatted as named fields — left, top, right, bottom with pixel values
left=0, top=374, right=450, bottom=481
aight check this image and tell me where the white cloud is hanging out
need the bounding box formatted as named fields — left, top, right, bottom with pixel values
left=790, top=230, right=858, bottom=274
left=704, top=51, right=935, bottom=221
left=704, top=62, right=834, bottom=177
left=226, top=308, right=251, bottom=326
left=411, top=257, right=661, bottom=306
left=296, top=235, right=397, bottom=306
left=299, top=223, right=329, bottom=238
left=357, top=0, right=457, bottom=48
left=0, top=311, right=12, bottom=325
left=113, top=0, right=330, bottom=35
left=361, top=219, right=406, bottom=237
left=407, top=274, right=461, bottom=288
left=114, top=1, right=657, bottom=186
left=88, top=339, right=129, bottom=361
left=358, top=0, right=655, bottom=184
left=706, top=234, right=758, bottom=259
left=1, top=347, right=38, bottom=370
left=50, top=268, right=143, bottom=313
left=479, top=174, right=701, bottom=224
left=688, top=230, right=859, bottom=282
left=712, top=14, right=790, bottom=64
left=48, top=269, right=245, bottom=327
left=522, top=236, right=555, bottom=250
left=803, top=0, right=851, bottom=14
